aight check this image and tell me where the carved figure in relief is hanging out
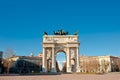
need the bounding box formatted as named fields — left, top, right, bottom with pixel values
left=46, top=49, right=51, bottom=59
left=71, top=49, right=75, bottom=59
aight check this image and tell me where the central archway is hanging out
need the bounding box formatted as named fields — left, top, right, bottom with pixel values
left=55, top=51, right=66, bottom=72
left=42, top=35, right=80, bottom=73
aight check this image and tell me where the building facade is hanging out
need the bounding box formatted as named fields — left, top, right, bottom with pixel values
left=3, top=56, right=42, bottom=74
left=0, top=51, right=3, bottom=73
left=80, top=56, right=120, bottom=73
left=2, top=54, right=120, bottom=74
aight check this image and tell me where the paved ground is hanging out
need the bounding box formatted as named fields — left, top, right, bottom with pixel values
left=0, top=72, right=120, bottom=80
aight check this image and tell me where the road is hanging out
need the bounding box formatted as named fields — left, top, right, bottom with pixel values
left=0, top=72, right=120, bottom=80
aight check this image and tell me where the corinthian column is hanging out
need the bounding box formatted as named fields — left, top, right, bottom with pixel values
left=42, top=47, right=46, bottom=72
left=76, top=47, right=80, bottom=72
left=51, top=47, right=56, bottom=72
left=67, top=47, right=71, bottom=72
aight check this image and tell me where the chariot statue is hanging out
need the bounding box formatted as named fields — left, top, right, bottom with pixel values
left=44, top=29, right=78, bottom=35
left=53, top=29, right=68, bottom=35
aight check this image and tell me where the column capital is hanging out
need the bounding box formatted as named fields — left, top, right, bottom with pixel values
left=52, top=46, right=55, bottom=48
left=43, top=47, right=46, bottom=49
left=66, top=46, right=70, bottom=48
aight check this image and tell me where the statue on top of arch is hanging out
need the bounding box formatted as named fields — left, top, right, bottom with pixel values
left=43, top=29, right=78, bottom=35
left=53, top=29, right=68, bottom=35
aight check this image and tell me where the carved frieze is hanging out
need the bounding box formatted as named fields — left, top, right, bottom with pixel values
left=43, top=35, right=78, bottom=43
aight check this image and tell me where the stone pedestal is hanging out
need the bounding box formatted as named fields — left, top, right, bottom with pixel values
left=51, top=68, right=56, bottom=72
left=42, top=68, right=46, bottom=72
left=76, top=66, right=81, bottom=72
left=67, top=67, right=71, bottom=72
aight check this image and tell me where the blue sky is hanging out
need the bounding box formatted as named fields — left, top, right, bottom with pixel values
left=0, top=0, right=120, bottom=58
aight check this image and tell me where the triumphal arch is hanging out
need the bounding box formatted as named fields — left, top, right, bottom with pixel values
left=42, top=30, right=80, bottom=73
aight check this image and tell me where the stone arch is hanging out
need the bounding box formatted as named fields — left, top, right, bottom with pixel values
left=55, top=51, right=66, bottom=72
left=42, top=35, right=80, bottom=73
left=55, top=49, right=66, bottom=55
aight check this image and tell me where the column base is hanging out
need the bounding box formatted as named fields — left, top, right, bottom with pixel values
left=67, top=67, right=71, bottom=72
left=76, top=66, right=81, bottom=72
left=51, top=68, right=56, bottom=73
left=42, top=68, right=46, bottom=72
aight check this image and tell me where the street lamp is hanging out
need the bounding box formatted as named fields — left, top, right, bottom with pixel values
left=112, top=61, right=114, bottom=72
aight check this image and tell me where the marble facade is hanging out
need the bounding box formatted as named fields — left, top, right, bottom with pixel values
left=42, top=35, right=80, bottom=73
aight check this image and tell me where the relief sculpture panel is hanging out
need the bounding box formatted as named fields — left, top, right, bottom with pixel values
left=70, top=48, right=76, bottom=59
left=46, top=48, right=52, bottom=59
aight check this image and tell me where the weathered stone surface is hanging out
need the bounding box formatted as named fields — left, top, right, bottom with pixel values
left=42, top=35, right=80, bottom=73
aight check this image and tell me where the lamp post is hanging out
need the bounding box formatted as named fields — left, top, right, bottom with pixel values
left=112, top=61, right=114, bottom=72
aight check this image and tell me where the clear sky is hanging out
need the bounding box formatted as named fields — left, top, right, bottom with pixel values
left=0, top=0, right=120, bottom=58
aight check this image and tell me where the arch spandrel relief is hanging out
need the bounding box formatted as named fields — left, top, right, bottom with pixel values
left=54, top=44, right=67, bottom=53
